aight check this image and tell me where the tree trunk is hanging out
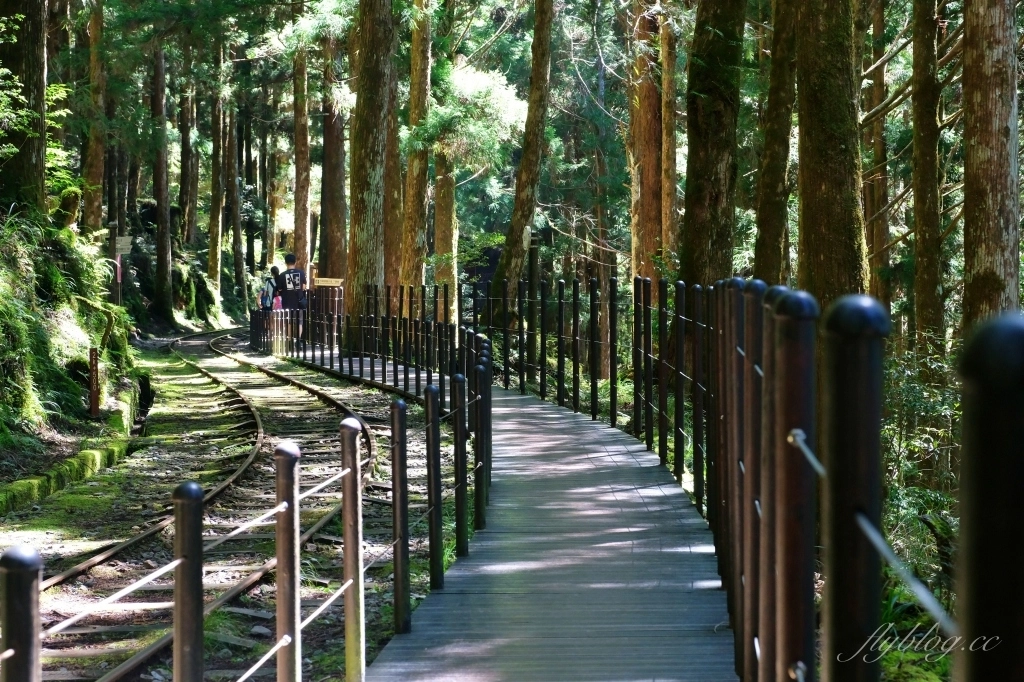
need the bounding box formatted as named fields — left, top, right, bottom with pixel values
left=228, top=106, right=246, bottom=305
left=752, top=0, right=796, bottom=284
left=660, top=16, right=677, bottom=264
left=292, top=2, right=311, bottom=274
left=435, top=151, right=457, bottom=320
left=127, top=154, right=141, bottom=227
left=400, top=0, right=431, bottom=285
left=961, top=0, right=1019, bottom=329
left=384, top=73, right=404, bottom=288
left=321, top=38, right=348, bottom=280
left=207, top=42, right=224, bottom=289
left=868, top=0, right=890, bottom=312
left=47, top=0, right=69, bottom=144
left=491, top=0, right=554, bottom=297
left=679, top=0, right=745, bottom=286
left=117, top=148, right=128, bottom=235
left=152, top=45, right=174, bottom=321
left=795, top=0, right=869, bottom=309
left=82, top=0, right=104, bottom=229
left=188, top=121, right=199, bottom=243
left=630, top=0, right=661, bottom=285
left=259, top=84, right=270, bottom=268
left=244, top=111, right=256, bottom=274
left=178, top=39, right=193, bottom=245
left=913, top=0, right=943, bottom=353
left=347, top=0, right=395, bottom=320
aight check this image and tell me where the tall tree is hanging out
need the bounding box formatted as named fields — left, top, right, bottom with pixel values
left=752, top=0, right=796, bottom=284
left=794, top=0, right=869, bottom=308
left=866, top=0, right=890, bottom=312
left=434, top=150, right=457, bottom=319
left=228, top=106, right=246, bottom=303
left=400, top=0, right=431, bottom=285
left=961, top=0, right=1019, bottom=328
left=293, top=2, right=311, bottom=272
left=347, top=0, right=395, bottom=320
left=383, top=73, right=404, bottom=287
left=321, top=38, right=348, bottom=280
left=679, top=0, right=745, bottom=286
left=82, top=0, right=104, bottom=231
left=178, top=38, right=194, bottom=243
left=630, top=0, right=661, bottom=284
left=660, top=15, right=676, bottom=264
left=207, top=41, right=224, bottom=289
left=491, top=0, right=554, bottom=294
left=152, top=45, right=173, bottom=321
left=0, top=0, right=46, bottom=211
left=913, top=0, right=943, bottom=352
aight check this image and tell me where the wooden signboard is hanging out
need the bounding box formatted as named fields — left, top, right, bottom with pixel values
left=115, top=236, right=133, bottom=254
left=89, top=348, right=100, bottom=418
left=314, top=278, right=343, bottom=288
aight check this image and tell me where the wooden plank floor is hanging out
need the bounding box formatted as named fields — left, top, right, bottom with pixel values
left=310, top=360, right=737, bottom=682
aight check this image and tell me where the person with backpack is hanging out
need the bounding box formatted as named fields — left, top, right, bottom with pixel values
left=280, top=254, right=307, bottom=310
left=260, top=266, right=280, bottom=311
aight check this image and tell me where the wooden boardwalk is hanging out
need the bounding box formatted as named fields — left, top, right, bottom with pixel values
left=277, top=349, right=737, bottom=680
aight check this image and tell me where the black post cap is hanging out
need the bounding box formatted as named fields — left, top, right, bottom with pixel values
left=339, top=417, right=362, bottom=436
left=764, top=285, right=790, bottom=309
left=773, top=290, right=820, bottom=320
left=726, top=277, right=746, bottom=290
left=173, top=481, right=204, bottom=502
left=392, top=398, right=408, bottom=410
left=960, top=314, right=1024, bottom=394
left=274, top=440, right=302, bottom=460
left=424, top=384, right=440, bottom=396
left=692, top=283, right=703, bottom=292
left=824, top=295, right=891, bottom=338
left=0, top=545, right=43, bottom=572
left=744, top=279, right=767, bottom=297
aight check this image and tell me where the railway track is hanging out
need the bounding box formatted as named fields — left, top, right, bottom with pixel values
left=28, top=330, right=412, bottom=681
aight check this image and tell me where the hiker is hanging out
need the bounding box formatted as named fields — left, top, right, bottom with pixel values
left=259, top=266, right=280, bottom=312
left=279, top=253, right=307, bottom=310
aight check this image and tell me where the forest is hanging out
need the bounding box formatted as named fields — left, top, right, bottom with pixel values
left=0, top=0, right=1020, bottom=677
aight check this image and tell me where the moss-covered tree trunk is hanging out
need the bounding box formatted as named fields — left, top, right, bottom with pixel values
left=347, top=0, right=395, bottom=320
left=867, top=0, right=890, bottom=312
left=207, top=42, right=224, bottom=289
left=292, top=2, right=311, bottom=274
left=321, top=38, right=348, bottom=281
left=178, top=39, right=193, bottom=245
left=795, top=0, right=868, bottom=309
left=434, top=151, right=458, bottom=321
left=752, top=0, right=796, bottom=285
left=961, top=0, right=1019, bottom=330
left=630, top=0, right=661, bottom=286
left=82, top=0, right=104, bottom=230
left=492, top=0, right=553, bottom=298
left=152, top=45, right=174, bottom=321
left=913, top=0, right=943, bottom=352
left=228, top=107, right=246, bottom=305
left=660, top=15, right=677, bottom=266
left=384, top=73, right=404, bottom=290
left=400, top=0, right=431, bottom=285
left=679, top=0, right=744, bottom=286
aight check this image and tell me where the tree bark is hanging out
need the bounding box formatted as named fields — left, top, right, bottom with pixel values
left=116, top=147, right=128, bottom=235
left=293, top=2, right=311, bottom=274
left=152, top=45, right=174, bottom=321
left=178, top=39, right=193, bottom=245
left=868, top=0, right=890, bottom=312
left=679, top=0, right=744, bottom=286
left=384, top=73, right=404, bottom=287
left=795, top=0, right=869, bottom=309
left=752, top=0, right=796, bottom=284
left=228, top=106, right=246, bottom=305
left=434, top=151, right=457, bottom=320
left=207, top=42, right=224, bottom=289
left=321, top=38, right=348, bottom=280
left=348, top=0, right=395, bottom=320
left=491, top=0, right=554, bottom=296
left=913, top=0, right=943, bottom=353
left=400, top=0, right=431, bottom=285
left=631, top=0, right=661, bottom=285
left=961, top=0, right=1019, bottom=329
left=660, top=15, right=677, bottom=264
left=82, top=0, right=104, bottom=229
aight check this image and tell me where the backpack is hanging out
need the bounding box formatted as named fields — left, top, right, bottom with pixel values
left=260, top=278, right=275, bottom=309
